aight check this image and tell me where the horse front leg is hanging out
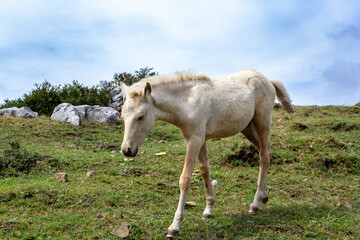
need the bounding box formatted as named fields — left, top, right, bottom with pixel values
left=166, top=136, right=203, bottom=238
left=198, top=143, right=215, bottom=218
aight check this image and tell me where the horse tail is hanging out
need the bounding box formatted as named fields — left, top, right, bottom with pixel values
left=271, top=80, right=294, bottom=113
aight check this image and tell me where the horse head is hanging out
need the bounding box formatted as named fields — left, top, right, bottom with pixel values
left=120, top=82, right=155, bottom=157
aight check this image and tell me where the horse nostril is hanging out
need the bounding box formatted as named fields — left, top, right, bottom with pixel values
left=127, top=147, right=132, bottom=155
left=122, top=146, right=138, bottom=157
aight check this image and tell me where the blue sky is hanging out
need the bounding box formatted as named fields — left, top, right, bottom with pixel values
left=1, top=0, right=360, bottom=105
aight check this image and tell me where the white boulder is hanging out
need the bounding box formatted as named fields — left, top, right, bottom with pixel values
left=0, top=107, right=39, bottom=118
left=51, top=103, right=81, bottom=126
left=51, top=103, right=119, bottom=126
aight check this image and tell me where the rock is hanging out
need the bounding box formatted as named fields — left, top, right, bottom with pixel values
left=51, top=103, right=81, bottom=126
left=111, top=222, right=130, bottom=238
left=185, top=201, right=196, bottom=207
left=86, top=171, right=98, bottom=177
left=51, top=103, right=119, bottom=126
left=111, top=86, right=122, bottom=96
left=18, top=107, right=39, bottom=118
left=86, top=105, right=119, bottom=125
left=0, top=107, right=39, bottom=118
left=109, top=86, right=124, bottom=116
left=0, top=107, right=17, bottom=117
left=73, top=105, right=89, bottom=120
left=55, top=173, right=68, bottom=182
left=155, top=152, right=167, bottom=156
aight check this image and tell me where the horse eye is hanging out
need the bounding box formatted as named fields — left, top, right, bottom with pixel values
left=138, top=115, right=145, bottom=121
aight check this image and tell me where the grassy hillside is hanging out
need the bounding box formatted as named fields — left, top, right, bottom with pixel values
left=0, top=106, right=359, bottom=239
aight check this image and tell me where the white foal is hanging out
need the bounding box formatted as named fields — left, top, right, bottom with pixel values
left=120, top=69, right=294, bottom=237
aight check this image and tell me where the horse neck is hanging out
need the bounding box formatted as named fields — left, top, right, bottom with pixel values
left=152, top=83, right=190, bottom=127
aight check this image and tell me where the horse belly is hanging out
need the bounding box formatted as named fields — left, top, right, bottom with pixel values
left=206, top=120, right=249, bottom=139
left=206, top=98, right=255, bottom=139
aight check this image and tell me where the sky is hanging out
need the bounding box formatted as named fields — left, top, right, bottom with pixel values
left=1, top=0, right=360, bottom=106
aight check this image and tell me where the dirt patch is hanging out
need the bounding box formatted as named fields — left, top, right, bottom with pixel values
left=64, top=132, right=81, bottom=138
left=330, top=122, right=360, bottom=132
left=293, top=123, right=309, bottom=131
left=95, top=143, right=120, bottom=152
left=121, top=167, right=148, bottom=177
left=315, top=155, right=360, bottom=174
left=225, top=145, right=259, bottom=167
left=301, top=107, right=320, bottom=116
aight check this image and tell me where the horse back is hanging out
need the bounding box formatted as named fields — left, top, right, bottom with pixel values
left=205, top=69, right=275, bottom=139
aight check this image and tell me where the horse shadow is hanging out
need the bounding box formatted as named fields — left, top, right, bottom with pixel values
left=184, top=203, right=353, bottom=239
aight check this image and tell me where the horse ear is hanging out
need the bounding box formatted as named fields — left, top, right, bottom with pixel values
left=120, top=82, right=129, bottom=95
left=144, top=82, right=152, bottom=98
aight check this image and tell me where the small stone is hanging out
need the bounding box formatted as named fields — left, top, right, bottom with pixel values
left=55, top=173, right=68, bottom=182
left=86, top=171, right=98, bottom=177
left=155, top=152, right=166, bottom=156
left=185, top=201, right=196, bottom=207
left=211, top=179, right=218, bottom=186
left=111, top=222, right=130, bottom=238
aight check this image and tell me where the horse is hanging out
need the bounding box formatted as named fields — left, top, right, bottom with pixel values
left=120, top=69, right=294, bottom=237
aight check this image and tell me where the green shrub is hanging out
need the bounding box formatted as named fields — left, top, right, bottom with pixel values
left=0, top=142, right=61, bottom=175
left=0, top=142, right=39, bottom=173
left=22, top=80, right=62, bottom=116
left=0, top=98, right=25, bottom=109
left=113, top=67, right=157, bottom=86
left=0, top=67, right=158, bottom=116
left=59, top=80, right=111, bottom=107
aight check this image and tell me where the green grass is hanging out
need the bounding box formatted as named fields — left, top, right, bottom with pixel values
left=0, top=106, right=359, bottom=239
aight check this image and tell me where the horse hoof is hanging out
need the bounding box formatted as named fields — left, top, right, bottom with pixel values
left=202, top=213, right=212, bottom=219
left=262, top=195, right=269, bottom=204
left=248, top=206, right=259, bottom=214
left=166, top=229, right=179, bottom=238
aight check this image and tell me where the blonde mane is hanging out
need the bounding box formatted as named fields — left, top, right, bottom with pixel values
left=142, top=71, right=210, bottom=86
left=128, top=72, right=210, bottom=97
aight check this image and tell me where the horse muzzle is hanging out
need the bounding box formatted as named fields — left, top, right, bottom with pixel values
left=122, top=146, right=138, bottom=157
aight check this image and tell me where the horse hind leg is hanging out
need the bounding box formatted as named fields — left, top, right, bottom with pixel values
left=248, top=114, right=272, bottom=213
left=197, top=143, right=215, bottom=218
left=241, top=122, right=260, bottom=150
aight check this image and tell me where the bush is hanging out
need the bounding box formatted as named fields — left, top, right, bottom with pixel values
left=113, top=67, right=157, bottom=86
left=22, top=80, right=62, bottom=116
left=0, top=67, right=158, bottom=116
left=59, top=80, right=111, bottom=107
left=0, top=142, right=61, bottom=175
left=0, top=142, right=40, bottom=173
left=0, top=98, right=25, bottom=109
